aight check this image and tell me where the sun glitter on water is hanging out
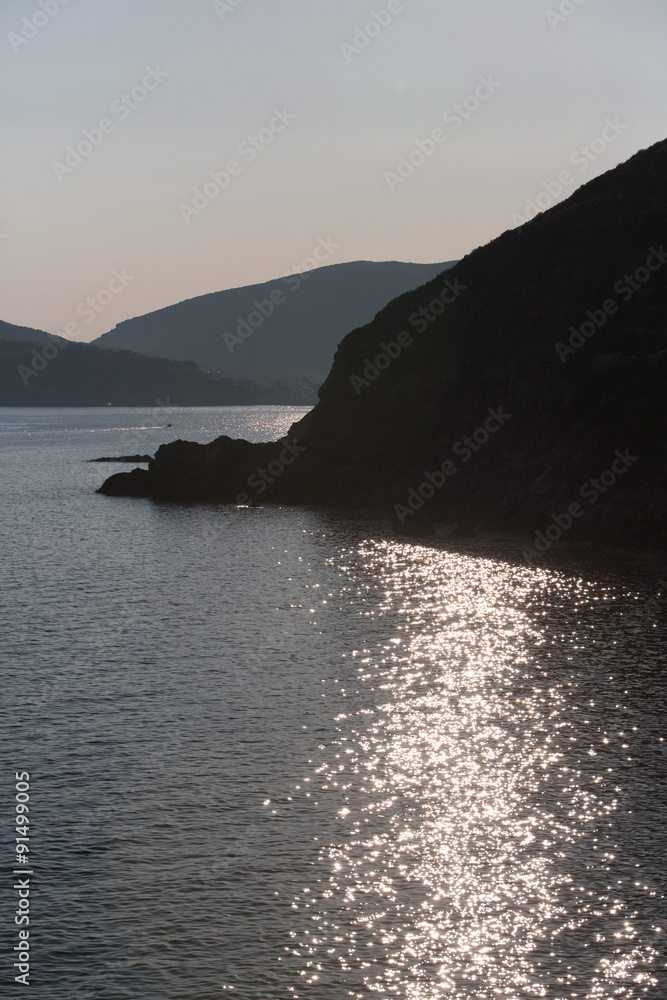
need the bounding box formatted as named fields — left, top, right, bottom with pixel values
left=287, top=541, right=663, bottom=999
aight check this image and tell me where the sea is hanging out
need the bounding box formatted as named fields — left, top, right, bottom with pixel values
left=1, top=406, right=665, bottom=999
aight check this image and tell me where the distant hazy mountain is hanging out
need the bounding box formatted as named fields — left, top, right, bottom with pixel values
left=93, top=260, right=456, bottom=382
left=0, top=319, right=67, bottom=347
left=0, top=338, right=318, bottom=407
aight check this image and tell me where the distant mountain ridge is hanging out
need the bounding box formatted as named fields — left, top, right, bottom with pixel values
left=93, top=260, right=456, bottom=382
left=0, top=319, right=68, bottom=347
left=0, top=337, right=318, bottom=407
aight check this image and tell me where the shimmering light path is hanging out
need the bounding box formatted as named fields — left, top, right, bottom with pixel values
left=288, top=542, right=665, bottom=998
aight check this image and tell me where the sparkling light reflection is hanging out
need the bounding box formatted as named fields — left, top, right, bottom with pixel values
left=287, top=542, right=662, bottom=998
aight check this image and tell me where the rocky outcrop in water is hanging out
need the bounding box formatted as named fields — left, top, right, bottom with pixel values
left=99, top=140, right=667, bottom=550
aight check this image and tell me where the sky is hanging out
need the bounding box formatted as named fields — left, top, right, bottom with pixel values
left=0, top=0, right=665, bottom=341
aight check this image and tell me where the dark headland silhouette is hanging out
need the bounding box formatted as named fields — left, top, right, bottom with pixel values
left=100, top=140, right=667, bottom=550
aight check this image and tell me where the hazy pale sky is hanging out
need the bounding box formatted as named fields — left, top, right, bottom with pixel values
left=1, top=0, right=665, bottom=340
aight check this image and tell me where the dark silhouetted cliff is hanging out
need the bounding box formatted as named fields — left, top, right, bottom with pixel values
left=100, top=141, right=667, bottom=550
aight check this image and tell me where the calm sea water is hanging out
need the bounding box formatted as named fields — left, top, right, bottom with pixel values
left=1, top=407, right=665, bottom=1000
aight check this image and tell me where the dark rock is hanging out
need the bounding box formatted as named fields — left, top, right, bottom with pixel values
left=97, top=468, right=152, bottom=497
